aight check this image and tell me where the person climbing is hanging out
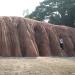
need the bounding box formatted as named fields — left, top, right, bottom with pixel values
left=59, top=38, right=64, bottom=49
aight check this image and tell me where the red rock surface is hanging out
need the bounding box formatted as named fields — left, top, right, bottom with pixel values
left=0, top=16, right=75, bottom=57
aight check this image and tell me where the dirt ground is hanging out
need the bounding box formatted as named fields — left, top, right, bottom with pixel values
left=0, top=57, right=75, bottom=75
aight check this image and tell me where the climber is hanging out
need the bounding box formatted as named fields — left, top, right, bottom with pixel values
left=59, top=38, right=64, bottom=49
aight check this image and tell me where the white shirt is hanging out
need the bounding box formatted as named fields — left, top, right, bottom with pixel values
left=59, top=38, right=63, bottom=44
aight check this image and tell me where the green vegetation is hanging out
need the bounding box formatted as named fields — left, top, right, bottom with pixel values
left=25, top=0, right=75, bottom=27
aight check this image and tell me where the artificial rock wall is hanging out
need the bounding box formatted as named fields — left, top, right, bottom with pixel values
left=0, top=16, right=75, bottom=57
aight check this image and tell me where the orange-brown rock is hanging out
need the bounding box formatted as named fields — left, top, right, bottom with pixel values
left=0, top=16, right=75, bottom=57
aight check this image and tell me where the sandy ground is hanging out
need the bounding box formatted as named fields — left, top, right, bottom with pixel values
left=0, top=57, right=75, bottom=75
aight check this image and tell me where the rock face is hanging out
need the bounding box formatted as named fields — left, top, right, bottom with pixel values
left=0, top=16, right=75, bottom=57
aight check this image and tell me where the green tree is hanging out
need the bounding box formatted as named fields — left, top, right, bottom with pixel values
left=26, top=0, right=75, bottom=27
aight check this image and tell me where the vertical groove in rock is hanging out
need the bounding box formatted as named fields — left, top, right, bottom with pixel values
left=1, top=18, right=11, bottom=56
left=68, top=28, right=75, bottom=54
left=45, top=26, right=62, bottom=56
left=16, top=18, right=38, bottom=57
left=3, top=17, right=22, bottom=57
left=54, top=26, right=75, bottom=56
left=24, top=19, right=39, bottom=56
left=34, top=23, right=51, bottom=56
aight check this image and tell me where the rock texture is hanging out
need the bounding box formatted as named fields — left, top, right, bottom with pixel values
left=0, top=16, right=75, bottom=57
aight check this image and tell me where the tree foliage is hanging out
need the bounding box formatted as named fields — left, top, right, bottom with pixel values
left=26, top=0, right=75, bottom=27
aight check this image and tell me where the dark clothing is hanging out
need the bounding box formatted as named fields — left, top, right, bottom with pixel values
left=60, top=43, right=64, bottom=49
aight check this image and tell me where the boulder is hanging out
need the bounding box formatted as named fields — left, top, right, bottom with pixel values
left=0, top=16, right=74, bottom=57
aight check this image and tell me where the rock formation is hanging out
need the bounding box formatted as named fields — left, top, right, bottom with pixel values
left=0, top=16, right=75, bottom=57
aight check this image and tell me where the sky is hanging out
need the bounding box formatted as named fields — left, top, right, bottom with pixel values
left=0, top=0, right=43, bottom=17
